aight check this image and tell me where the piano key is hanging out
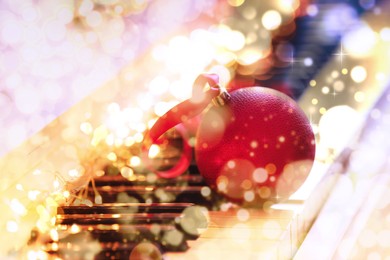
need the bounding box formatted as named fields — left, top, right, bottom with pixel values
left=47, top=240, right=187, bottom=259
left=44, top=225, right=190, bottom=258
left=92, top=241, right=168, bottom=260
left=57, top=203, right=193, bottom=214
left=45, top=240, right=167, bottom=260
left=165, top=208, right=302, bottom=260
left=56, top=212, right=181, bottom=225
left=55, top=224, right=177, bottom=241
left=86, top=186, right=220, bottom=207
left=92, top=173, right=207, bottom=187
left=56, top=205, right=208, bottom=239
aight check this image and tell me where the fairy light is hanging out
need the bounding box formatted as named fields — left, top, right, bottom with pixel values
left=244, top=190, right=255, bottom=201
left=120, top=166, right=134, bottom=179
left=200, top=186, right=211, bottom=197
left=238, top=49, right=264, bottom=65
left=105, top=133, right=115, bottom=146
left=354, top=91, right=366, bottom=103
left=129, top=156, right=141, bottom=167
left=16, top=184, right=23, bottom=191
left=331, top=70, right=339, bottom=79
left=237, top=208, right=250, bottom=222
left=321, top=86, right=330, bottom=94
left=242, top=7, right=257, bottom=20
left=134, top=132, right=144, bottom=143
left=36, top=204, right=52, bottom=232
left=28, top=190, right=41, bottom=201
left=80, top=122, right=93, bottom=135
left=351, top=66, right=368, bottom=83
left=33, top=169, right=42, bottom=175
left=262, top=10, right=282, bottom=31
left=225, top=31, right=246, bottom=51
left=70, top=224, right=81, bottom=234
left=277, top=0, right=300, bottom=13
left=107, top=152, right=117, bottom=161
left=253, top=168, right=268, bottom=183
left=319, top=105, right=362, bottom=152
left=53, top=179, right=61, bottom=189
left=114, top=138, right=124, bottom=147
left=91, top=125, right=109, bottom=146
left=68, top=169, right=81, bottom=178
left=124, top=136, right=135, bottom=146
left=27, top=250, right=49, bottom=260
left=342, top=22, right=377, bottom=58
left=333, top=80, right=345, bottom=92
left=227, top=0, right=245, bottom=7
left=10, top=199, right=27, bottom=216
left=259, top=187, right=271, bottom=199
left=215, top=51, right=237, bottom=65
left=148, top=144, right=161, bottom=159
left=319, top=107, right=327, bottom=115
left=49, top=229, right=59, bottom=241
left=63, top=190, right=70, bottom=199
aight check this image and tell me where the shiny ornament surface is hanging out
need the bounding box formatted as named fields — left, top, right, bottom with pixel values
left=195, top=87, right=315, bottom=203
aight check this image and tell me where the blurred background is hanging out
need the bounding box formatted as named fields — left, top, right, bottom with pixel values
left=1, top=0, right=390, bottom=258
left=2, top=0, right=386, bottom=157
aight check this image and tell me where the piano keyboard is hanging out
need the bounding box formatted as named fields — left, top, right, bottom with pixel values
left=86, top=169, right=222, bottom=208
left=35, top=132, right=221, bottom=259
left=49, top=203, right=202, bottom=259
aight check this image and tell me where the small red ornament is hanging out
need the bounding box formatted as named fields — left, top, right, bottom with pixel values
left=146, top=74, right=315, bottom=204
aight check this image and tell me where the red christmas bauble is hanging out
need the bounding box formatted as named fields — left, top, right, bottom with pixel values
left=146, top=74, right=315, bottom=205
left=195, top=87, right=315, bottom=203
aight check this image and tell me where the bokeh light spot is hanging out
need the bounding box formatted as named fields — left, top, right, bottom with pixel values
left=253, top=168, right=268, bottom=183
left=227, top=0, right=245, bottom=7
left=351, top=66, right=367, bottom=83
left=262, top=10, right=282, bottom=30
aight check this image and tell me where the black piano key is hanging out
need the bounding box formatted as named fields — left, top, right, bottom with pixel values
left=86, top=186, right=217, bottom=207
left=57, top=203, right=193, bottom=215
left=92, top=174, right=207, bottom=187
left=56, top=215, right=204, bottom=241
left=56, top=212, right=181, bottom=225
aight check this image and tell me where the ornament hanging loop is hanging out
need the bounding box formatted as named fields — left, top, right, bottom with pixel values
left=143, top=73, right=226, bottom=178
left=212, top=88, right=231, bottom=107
left=148, top=73, right=223, bottom=143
